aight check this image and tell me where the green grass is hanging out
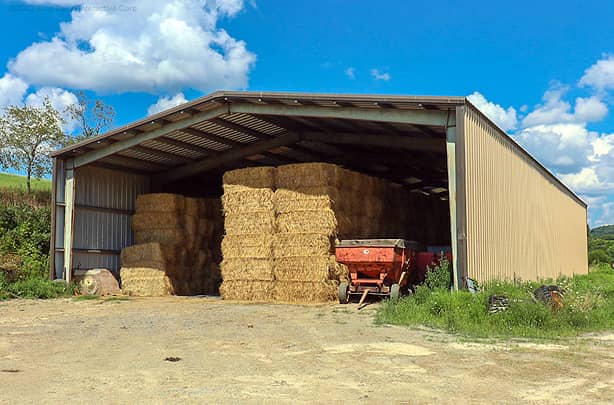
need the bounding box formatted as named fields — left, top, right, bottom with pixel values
left=376, top=264, right=614, bottom=339
left=0, top=274, right=76, bottom=300
left=0, top=172, right=51, bottom=191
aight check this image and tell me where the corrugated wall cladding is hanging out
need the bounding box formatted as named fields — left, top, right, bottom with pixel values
left=72, top=165, right=150, bottom=272
left=462, top=106, right=588, bottom=282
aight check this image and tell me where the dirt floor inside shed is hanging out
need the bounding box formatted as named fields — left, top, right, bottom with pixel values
left=1, top=298, right=612, bottom=404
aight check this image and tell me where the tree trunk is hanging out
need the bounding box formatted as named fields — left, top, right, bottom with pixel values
left=26, top=167, right=31, bottom=194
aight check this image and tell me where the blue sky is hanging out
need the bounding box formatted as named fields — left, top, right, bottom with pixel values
left=0, top=0, right=612, bottom=226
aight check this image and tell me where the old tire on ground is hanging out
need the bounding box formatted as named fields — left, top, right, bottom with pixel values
left=80, top=275, right=99, bottom=296
left=390, top=284, right=400, bottom=301
left=338, top=282, right=349, bottom=304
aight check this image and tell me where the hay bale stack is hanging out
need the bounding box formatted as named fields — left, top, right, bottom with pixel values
left=272, top=163, right=353, bottom=302
left=219, top=167, right=276, bottom=301
left=120, top=194, right=223, bottom=296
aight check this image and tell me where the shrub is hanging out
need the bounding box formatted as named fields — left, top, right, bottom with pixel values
left=377, top=265, right=614, bottom=339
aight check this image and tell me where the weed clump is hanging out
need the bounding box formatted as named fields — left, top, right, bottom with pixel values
left=377, top=263, right=614, bottom=338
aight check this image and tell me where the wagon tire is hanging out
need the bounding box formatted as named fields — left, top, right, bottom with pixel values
left=338, top=282, right=349, bottom=304
left=390, top=284, right=401, bottom=301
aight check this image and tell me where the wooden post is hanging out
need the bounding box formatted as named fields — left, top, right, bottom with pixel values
left=63, top=164, right=75, bottom=283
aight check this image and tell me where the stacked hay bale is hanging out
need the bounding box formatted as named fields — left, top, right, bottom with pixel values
left=273, top=163, right=353, bottom=302
left=120, top=193, right=222, bottom=296
left=219, top=167, right=276, bottom=301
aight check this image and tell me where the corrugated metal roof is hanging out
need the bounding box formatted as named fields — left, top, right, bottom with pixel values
left=49, top=90, right=582, bottom=206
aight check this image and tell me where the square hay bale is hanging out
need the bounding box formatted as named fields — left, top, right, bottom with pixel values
left=224, top=212, right=276, bottom=234
left=223, top=166, right=276, bottom=189
left=136, top=193, right=185, bottom=213
left=120, top=243, right=184, bottom=269
left=276, top=163, right=345, bottom=190
left=273, top=280, right=338, bottom=303
left=272, top=233, right=334, bottom=258
left=220, top=280, right=274, bottom=301
left=220, top=258, right=274, bottom=281
left=222, top=188, right=274, bottom=214
left=272, top=256, right=333, bottom=281
left=120, top=267, right=174, bottom=296
left=221, top=234, right=273, bottom=259
left=273, top=188, right=339, bottom=213
left=134, top=228, right=187, bottom=245
left=276, top=209, right=337, bottom=234
left=184, top=197, right=200, bottom=217
left=273, top=256, right=349, bottom=282
left=132, top=212, right=184, bottom=231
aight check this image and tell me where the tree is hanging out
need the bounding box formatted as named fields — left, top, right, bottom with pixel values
left=0, top=98, right=66, bottom=194
left=64, top=91, right=115, bottom=141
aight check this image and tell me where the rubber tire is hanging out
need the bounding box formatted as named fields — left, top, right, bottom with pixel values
left=390, top=284, right=400, bottom=301
left=338, top=282, right=349, bottom=304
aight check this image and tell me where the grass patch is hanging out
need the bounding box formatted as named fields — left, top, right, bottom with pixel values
left=73, top=294, right=99, bottom=301
left=376, top=263, right=614, bottom=339
left=0, top=274, right=76, bottom=299
left=104, top=296, right=130, bottom=302
left=0, top=172, right=51, bottom=192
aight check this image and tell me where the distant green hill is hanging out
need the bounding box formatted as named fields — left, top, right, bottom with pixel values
left=0, top=172, right=51, bottom=191
left=591, top=225, right=614, bottom=240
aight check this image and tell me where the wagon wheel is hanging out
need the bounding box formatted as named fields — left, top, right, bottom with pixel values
left=338, top=282, right=349, bottom=304
left=390, top=284, right=400, bottom=301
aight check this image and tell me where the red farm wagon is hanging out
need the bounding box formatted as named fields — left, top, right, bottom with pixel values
left=335, top=239, right=420, bottom=304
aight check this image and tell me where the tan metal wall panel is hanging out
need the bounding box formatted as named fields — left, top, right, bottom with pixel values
left=462, top=106, right=588, bottom=283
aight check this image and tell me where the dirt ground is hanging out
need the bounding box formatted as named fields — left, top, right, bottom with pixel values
left=0, top=297, right=613, bottom=404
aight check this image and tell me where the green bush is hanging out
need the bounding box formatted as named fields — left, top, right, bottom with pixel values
left=0, top=199, right=72, bottom=299
left=377, top=265, right=614, bottom=339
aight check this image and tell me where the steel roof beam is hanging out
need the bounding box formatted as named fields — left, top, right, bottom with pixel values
left=155, top=133, right=301, bottom=184
left=302, top=131, right=445, bottom=154
left=229, top=102, right=454, bottom=127
left=72, top=105, right=228, bottom=168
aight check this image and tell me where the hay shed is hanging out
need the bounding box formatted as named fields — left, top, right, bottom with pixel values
left=49, top=91, right=588, bottom=291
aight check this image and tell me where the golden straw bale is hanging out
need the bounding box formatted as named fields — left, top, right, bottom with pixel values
left=223, top=166, right=276, bottom=189
left=276, top=163, right=344, bottom=189
left=131, top=212, right=184, bottom=231
left=273, top=188, right=339, bottom=213
left=136, top=193, right=185, bottom=213
left=184, top=197, right=200, bottom=217
left=272, top=233, right=334, bottom=258
left=224, top=212, right=276, bottom=234
left=220, top=280, right=275, bottom=301
left=276, top=210, right=337, bottom=234
left=273, top=257, right=333, bottom=281
left=120, top=243, right=186, bottom=269
left=120, top=267, right=174, bottom=296
left=273, top=280, right=338, bottom=303
left=222, top=189, right=274, bottom=214
left=221, top=258, right=274, bottom=281
left=221, top=234, right=273, bottom=259
left=134, top=229, right=186, bottom=245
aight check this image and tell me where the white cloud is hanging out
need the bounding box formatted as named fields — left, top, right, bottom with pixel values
left=0, top=73, right=28, bottom=108
left=520, top=85, right=608, bottom=128
left=579, top=54, right=614, bottom=91
left=514, top=123, right=595, bottom=173
left=370, top=69, right=390, bottom=81
left=467, top=91, right=518, bottom=131
left=9, top=0, right=255, bottom=94
left=344, top=67, right=355, bottom=80
left=147, top=93, right=188, bottom=115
